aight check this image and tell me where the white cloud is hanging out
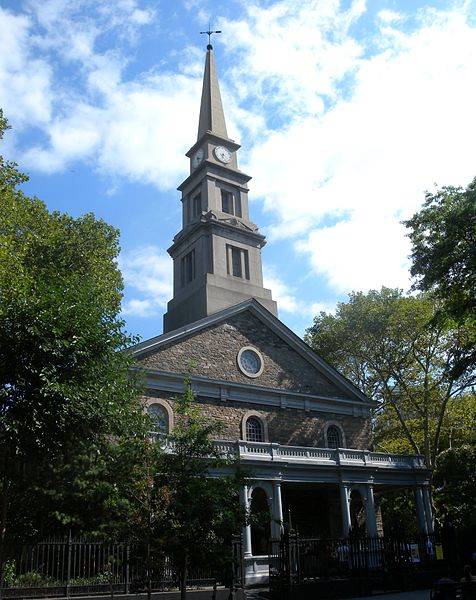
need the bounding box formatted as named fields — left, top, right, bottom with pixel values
left=0, top=7, right=53, bottom=127
left=1, top=1, right=256, bottom=190
left=297, top=215, right=410, bottom=293
left=225, top=2, right=476, bottom=294
left=221, top=0, right=365, bottom=117
left=3, top=0, right=476, bottom=308
left=264, top=266, right=336, bottom=316
left=378, top=9, right=403, bottom=24
left=119, top=246, right=173, bottom=317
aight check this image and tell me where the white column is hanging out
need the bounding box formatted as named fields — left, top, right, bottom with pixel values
left=364, top=483, right=378, bottom=537
left=339, top=483, right=351, bottom=537
left=422, top=485, right=434, bottom=535
left=273, top=481, right=283, bottom=538
left=414, top=486, right=428, bottom=536
left=240, top=485, right=252, bottom=557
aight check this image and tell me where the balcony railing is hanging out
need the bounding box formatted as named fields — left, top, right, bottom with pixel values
left=157, top=437, right=426, bottom=471
left=213, top=440, right=427, bottom=470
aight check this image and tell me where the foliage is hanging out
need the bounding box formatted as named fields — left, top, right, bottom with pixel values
left=379, top=489, right=418, bottom=538
left=134, top=378, right=247, bottom=598
left=2, top=559, right=15, bottom=587
left=433, top=446, right=476, bottom=531
left=404, top=179, right=476, bottom=376
left=0, top=110, right=146, bottom=550
left=373, top=394, right=475, bottom=457
left=305, top=288, right=475, bottom=469
left=404, top=179, right=475, bottom=323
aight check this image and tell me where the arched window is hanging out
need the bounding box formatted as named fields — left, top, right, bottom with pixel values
left=147, top=403, right=169, bottom=435
left=327, top=425, right=341, bottom=449
left=246, top=416, right=264, bottom=442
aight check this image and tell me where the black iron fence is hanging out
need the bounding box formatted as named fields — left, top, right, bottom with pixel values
left=269, top=532, right=440, bottom=591
left=1, top=535, right=243, bottom=598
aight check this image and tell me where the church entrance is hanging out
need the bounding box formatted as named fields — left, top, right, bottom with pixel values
left=250, top=487, right=271, bottom=555
left=281, top=483, right=341, bottom=538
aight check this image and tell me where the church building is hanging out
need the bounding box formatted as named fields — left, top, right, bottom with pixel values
left=131, top=43, right=433, bottom=585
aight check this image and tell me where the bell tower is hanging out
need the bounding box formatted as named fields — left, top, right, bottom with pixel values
left=163, top=43, right=277, bottom=333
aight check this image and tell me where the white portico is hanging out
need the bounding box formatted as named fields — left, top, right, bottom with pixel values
left=212, top=441, right=433, bottom=583
left=212, top=441, right=433, bottom=585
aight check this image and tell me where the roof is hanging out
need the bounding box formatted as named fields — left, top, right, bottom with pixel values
left=130, top=298, right=378, bottom=407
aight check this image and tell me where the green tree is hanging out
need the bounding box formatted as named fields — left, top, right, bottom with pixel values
left=433, top=445, right=476, bottom=531
left=0, top=110, right=145, bottom=580
left=404, top=179, right=476, bottom=375
left=374, top=393, right=475, bottom=457
left=305, top=288, right=475, bottom=470
left=153, top=378, right=246, bottom=600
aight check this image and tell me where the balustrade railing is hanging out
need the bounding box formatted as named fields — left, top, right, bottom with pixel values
left=229, top=441, right=425, bottom=470
left=153, top=437, right=425, bottom=470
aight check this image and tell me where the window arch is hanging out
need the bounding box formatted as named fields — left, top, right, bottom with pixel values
left=324, top=422, right=345, bottom=449
left=246, top=417, right=264, bottom=442
left=242, top=411, right=268, bottom=443
left=326, top=425, right=341, bottom=448
left=147, top=402, right=172, bottom=435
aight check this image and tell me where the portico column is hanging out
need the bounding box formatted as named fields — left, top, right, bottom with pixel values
left=240, top=485, right=252, bottom=557
left=273, top=481, right=284, bottom=538
left=414, top=485, right=428, bottom=536
left=364, top=483, right=378, bottom=537
left=339, top=483, right=351, bottom=537
left=422, top=485, right=434, bottom=535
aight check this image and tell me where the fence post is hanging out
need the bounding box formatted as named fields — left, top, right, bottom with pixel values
left=125, top=544, right=130, bottom=595
left=65, top=531, right=72, bottom=599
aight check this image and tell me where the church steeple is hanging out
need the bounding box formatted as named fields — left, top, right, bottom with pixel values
left=162, top=44, right=277, bottom=333
left=197, top=45, right=228, bottom=140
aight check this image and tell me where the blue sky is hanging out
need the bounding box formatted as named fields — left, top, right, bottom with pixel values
left=1, top=0, right=476, bottom=342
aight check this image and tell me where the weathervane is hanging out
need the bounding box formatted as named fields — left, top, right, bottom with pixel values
left=200, top=23, right=221, bottom=49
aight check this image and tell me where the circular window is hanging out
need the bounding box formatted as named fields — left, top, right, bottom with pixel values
left=237, top=346, right=264, bottom=378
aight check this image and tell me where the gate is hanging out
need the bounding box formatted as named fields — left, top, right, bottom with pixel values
left=269, top=532, right=439, bottom=594
left=269, top=531, right=300, bottom=593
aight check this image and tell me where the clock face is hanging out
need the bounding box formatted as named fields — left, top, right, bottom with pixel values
left=214, top=145, right=232, bottom=164
left=237, top=347, right=264, bottom=378
left=192, top=148, right=204, bottom=169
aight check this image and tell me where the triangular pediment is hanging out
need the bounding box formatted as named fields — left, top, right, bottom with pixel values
left=131, top=299, right=376, bottom=406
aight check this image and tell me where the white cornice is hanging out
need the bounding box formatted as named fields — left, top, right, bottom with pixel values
left=137, top=368, right=372, bottom=417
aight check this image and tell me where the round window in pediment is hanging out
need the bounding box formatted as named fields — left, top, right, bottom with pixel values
left=237, top=346, right=264, bottom=378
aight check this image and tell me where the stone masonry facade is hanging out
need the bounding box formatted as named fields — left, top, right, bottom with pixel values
left=138, top=309, right=371, bottom=450
left=141, top=391, right=371, bottom=450
left=140, top=312, right=351, bottom=400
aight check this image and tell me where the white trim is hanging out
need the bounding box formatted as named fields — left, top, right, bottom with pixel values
left=324, top=421, right=346, bottom=448
left=237, top=346, right=264, bottom=378
left=145, top=398, right=174, bottom=433
left=142, top=368, right=372, bottom=416
left=248, top=480, right=274, bottom=501
left=242, top=411, right=269, bottom=442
